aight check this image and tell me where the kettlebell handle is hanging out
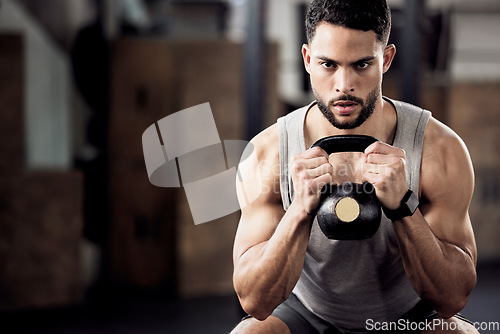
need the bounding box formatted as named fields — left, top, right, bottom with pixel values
left=310, top=135, right=379, bottom=154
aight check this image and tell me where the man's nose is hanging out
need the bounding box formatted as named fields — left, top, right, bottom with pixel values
left=335, top=68, right=355, bottom=93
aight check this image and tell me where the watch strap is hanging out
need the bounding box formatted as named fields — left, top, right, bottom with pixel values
left=383, top=189, right=419, bottom=221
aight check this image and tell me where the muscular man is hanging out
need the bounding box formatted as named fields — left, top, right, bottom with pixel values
left=231, top=0, right=478, bottom=333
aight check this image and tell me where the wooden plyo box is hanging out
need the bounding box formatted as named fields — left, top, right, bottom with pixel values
left=109, top=39, right=284, bottom=296
left=108, top=167, right=177, bottom=291
left=109, top=40, right=178, bottom=291
left=0, top=171, right=83, bottom=310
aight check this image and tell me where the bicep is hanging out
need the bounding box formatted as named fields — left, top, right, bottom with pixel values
left=420, top=133, right=477, bottom=262
left=233, top=199, right=285, bottom=266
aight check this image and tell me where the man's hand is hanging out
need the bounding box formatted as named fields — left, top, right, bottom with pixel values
left=363, top=142, right=408, bottom=210
left=291, top=147, right=333, bottom=215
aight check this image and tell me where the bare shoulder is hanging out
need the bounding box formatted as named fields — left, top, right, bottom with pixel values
left=420, top=116, right=474, bottom=213
left=251, top=123, right=280, bottom=166
left=240, top=123, right=281, bottom=199
left=237, top=123, right=280, bottom=198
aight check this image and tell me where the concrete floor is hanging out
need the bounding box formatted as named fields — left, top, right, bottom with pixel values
left=2, top=263, right=499, bottom=334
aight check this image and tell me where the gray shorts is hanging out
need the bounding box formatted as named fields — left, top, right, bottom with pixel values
left=244, top=293, right=472, bottom=334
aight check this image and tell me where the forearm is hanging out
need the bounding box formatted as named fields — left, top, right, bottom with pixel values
left=393, top=210, right=476, bottom=318
left=234, top=204, right=313, bottom=320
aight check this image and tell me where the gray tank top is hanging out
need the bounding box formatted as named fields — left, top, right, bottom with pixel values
left=278, top=97, right=431, bottom=330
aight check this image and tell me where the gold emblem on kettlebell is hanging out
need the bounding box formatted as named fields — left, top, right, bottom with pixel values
left=335, top=197, right=360, bottom=222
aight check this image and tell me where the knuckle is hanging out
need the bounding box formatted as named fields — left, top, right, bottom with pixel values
left=291, top=159, right=303, bottom=170
left=389, top=169, right=397, bottom=178
left=398, top=158, right=406, bottom=169
left=326, top=164, right=334, bottom=174
left=374, top=142, right=386, bottom=151
left=386, top=165, right=397, bottom=177
left=319, top=150, right=330, bottom=159
left=377, top=175, right=387, bottom=187
left=311, top=146, right=323, bottom=156
left=392, top=147, right=405, bottom=159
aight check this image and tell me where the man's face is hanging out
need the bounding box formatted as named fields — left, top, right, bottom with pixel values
left=302, top=23, right=395, bottom=129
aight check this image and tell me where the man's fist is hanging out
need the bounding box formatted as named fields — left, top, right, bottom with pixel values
left=363, top=142, right=408, bottom=210
left=291, top=147, right=334, bottom=215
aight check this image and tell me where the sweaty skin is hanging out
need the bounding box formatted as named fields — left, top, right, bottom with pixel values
left=232, top=23, right=477, bottom=333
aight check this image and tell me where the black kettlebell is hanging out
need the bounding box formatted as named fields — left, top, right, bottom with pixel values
left=311, top=135, right=381, bottom=240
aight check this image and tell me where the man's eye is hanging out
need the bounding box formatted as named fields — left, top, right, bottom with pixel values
left=357, top=62, right=370, bottom=69
left=321, top=62, right=334, bottom=68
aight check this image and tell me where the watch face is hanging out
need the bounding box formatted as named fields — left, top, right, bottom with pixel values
left=407, top=192, right=419, bottom=213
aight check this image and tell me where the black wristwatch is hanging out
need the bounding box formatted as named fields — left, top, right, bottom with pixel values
left=383, top=189, right=419, bottom=221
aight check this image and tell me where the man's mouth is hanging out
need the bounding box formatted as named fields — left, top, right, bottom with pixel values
left=333, top=100, right=358, bottom=114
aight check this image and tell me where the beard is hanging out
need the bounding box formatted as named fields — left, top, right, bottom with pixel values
left=315, top=86, right=380, bottom=130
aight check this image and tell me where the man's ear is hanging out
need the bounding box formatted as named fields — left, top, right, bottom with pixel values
left=382, top=44, right=396, bottom=73
left=302, top=44, right=311, bottom=74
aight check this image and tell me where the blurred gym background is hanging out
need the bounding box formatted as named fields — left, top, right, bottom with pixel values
left=0, top=0, right=499, bottom=333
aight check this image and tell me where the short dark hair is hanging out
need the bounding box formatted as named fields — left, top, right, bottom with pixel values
left=305, top=0, right=391, bottom=45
